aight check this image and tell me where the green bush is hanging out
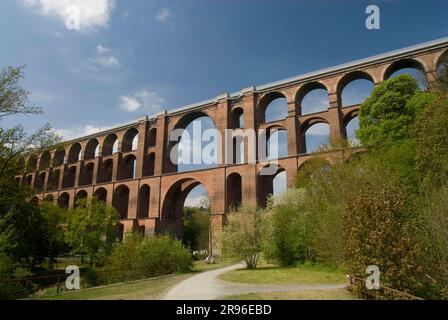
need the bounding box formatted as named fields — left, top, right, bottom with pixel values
left=221, top=206, right=269, bottom=269
left=107, top=233, right=191, bottom=281
left=265, top=189, right=314, bottom=266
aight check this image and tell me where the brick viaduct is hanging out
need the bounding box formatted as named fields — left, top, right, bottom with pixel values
left=16, top=37, right=448, bottom=240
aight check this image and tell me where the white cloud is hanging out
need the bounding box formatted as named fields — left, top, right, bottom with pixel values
left=184, top=195, right=209, bottom=208
left=119, top=89, right=165, bottom=113
left=91, top=44, right=120, bottom=67
left=21, top=0, right=116, bottom=31
left=156, top=7, right=172, bottom=22
left=119, top=96, right=141, bottom=112
left=92, top=55, right=120, bottom=67
left=96, top=44, right=111, bottom=54
left=53, top=124, right=103, bottom=140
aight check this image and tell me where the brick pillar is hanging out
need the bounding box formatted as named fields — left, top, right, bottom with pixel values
left=286, top=100, right=299, bottom=156
left=216, top=94, right=230, bottom=166
left=58, top=165, right=65, bottom=189
left=241, top=87, right=258, bottom=207
left=149, top=178, right=161, bottom=218
left=128, top=183, right=138, bottom=219
left=92, top=158, right=99, bottom=185
left=30, top=173, right=36, bottom=189
left=135, top=117, right=148, bottom=179
left=154, top=111, right=169, bottom=175
left=68, top=192, right=75, bottom=209
left=328, top=92, right=343, bottom=141
left=43, top=168, right=50, bottom=192
left=74, top=162, right=81, bottom=188
left=111, top=153, right=120, bottom=182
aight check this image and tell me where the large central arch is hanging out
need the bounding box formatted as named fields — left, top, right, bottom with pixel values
left=157, top=178, right=208, bottom=239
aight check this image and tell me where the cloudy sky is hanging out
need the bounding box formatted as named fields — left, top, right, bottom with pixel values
left=1, top=0, right=447, bottom=205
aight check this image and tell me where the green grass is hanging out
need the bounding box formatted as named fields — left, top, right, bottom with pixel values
left=219, top=263, right=346, bottom=285
left=30, top=257, right=234, bottom=300
left=192, top=257, right=233, bottom=273
left=222, top=288, right=357, bottom=300
left=31, top=273, right=192, bottom=300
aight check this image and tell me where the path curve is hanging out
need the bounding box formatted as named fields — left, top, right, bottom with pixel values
left=163, top=264, right=345, bottom=300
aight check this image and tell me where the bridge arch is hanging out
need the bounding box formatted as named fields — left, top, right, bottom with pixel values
left=80, top=162, right=94, bottom=185
left=35, top=171, right=46, bottom=190
left=27, top=155, right=37, bottom=172
left=119, top=154, right=136, bottom=180
left=436, top=49, right=448, bottom=78
left=113, top=184, right=130, bottom=219
left=93, top=187, right=107, bottom=202
left=102, top=133, right=118, bottom=156
left=258, top=91, right=288, bottom=123
left=63, top=166, right=77, bottom=188
left=74, top=190, right=88, bottom=207
left=39, top=151, right=51, bottom=170
left=383, top=58, right=428, bottom=88
left=257, top=164, right=286, bottom=207
left=84, top=138, right=99, bottom=160
left=295, top=82, right=329, bottom=115
left=337, top=71, right=375, bottom=107
left=147, top=127, right=157, bottom=147
left=301, top=119, right=330, bottom=154
left=99, top=159, right=113, bottom=183
left=57, top=192, right=70, bottom=209
left=138, top=184, right=150, bottom=218
left=158, top=177, right=209, bottom=238
left=122, top=127, right=139, bottom=152
left=67, top=143, right=81, bottom=163
left=53, top=149, right=65, bottom=166
left=226, top=172, right=242, bottom=211
left=48, top=169, right=60, bottom=190
left=168, top=111, right=217, bottom=173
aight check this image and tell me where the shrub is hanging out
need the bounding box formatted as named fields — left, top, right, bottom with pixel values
left=221, top=206, right=268, bottom=269
left=343, top=175, right=426, bottom=297
left=138, top=235, right=192, bottom=275
left=266, top=188, right=314, bottom=266
left=107, top=233, right=191, bottom=281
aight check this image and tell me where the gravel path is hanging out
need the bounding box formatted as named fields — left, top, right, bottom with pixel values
left=163, top=264, right=345, bottom=300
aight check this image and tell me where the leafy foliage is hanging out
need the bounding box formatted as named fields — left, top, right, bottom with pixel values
left=357, top=74, right=434, bottom=148
left=221, top=206, right=269, bottom=269
left=183, top=207, right=210, bottom=251
left=107, top=233, right=191, bottom=277
left=65, top=198, right=119, bottom=265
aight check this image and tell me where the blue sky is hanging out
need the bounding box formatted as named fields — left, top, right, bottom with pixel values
left=1, top=0, right=447, bottom=137
left=1, top=0, right=447, bottom=205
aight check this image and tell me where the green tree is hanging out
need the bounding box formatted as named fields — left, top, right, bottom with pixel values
left=65, top=198, right=119, bottom=265
left=183, top=207, right=209, bottom=251
left=265, top=188, right=315, bottom=266
left=221, top=206, right=268, bottom=269
left=357, top=74, right=435, bottom=149
left=107, top=233, right=191, bottom=281
left=39, top=200, right=67, bottom=264
left=413, top=94, right=448, bottom=188
left=0, top=66, right=61, bottom=268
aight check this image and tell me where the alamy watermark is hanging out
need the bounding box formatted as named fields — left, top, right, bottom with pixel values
left=365, top=5, right=380, bottom=30
left=65, top=265, right=80, bottom=290
left=169, top=120, right=281, bottom=175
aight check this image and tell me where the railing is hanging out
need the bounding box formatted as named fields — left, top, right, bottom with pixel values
left=346, top=274, right=424, bottom=300
left=0, top=267, right=175, bottom=300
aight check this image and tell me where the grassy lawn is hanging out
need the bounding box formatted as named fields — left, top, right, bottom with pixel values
left=219, top=263, right=346, bottom=285
left=192, top=257, right=233, bottom=272
left=31, top=274, right=192, bottom=300
left=30, top=257, right=234, bottom=300
left=222, top=288, right=357, bottom=300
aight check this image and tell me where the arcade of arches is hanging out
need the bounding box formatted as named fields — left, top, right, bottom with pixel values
left=16, top=39, right=448, bottom=241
